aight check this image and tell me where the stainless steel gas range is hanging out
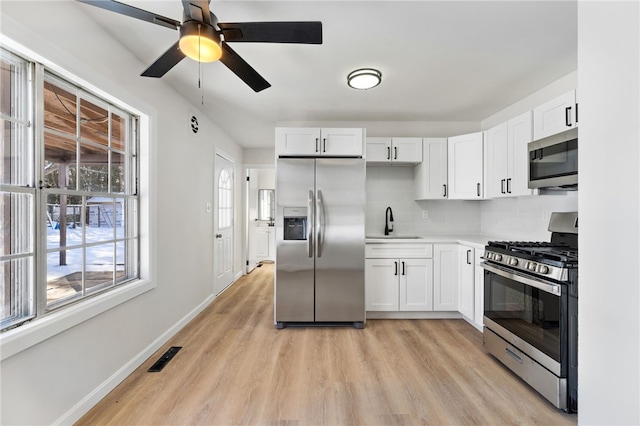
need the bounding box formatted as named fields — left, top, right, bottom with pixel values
left=482, top=212, right=578, bottom=413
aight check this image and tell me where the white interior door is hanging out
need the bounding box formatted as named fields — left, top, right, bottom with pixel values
left=214, top=154, right=234, bottom=295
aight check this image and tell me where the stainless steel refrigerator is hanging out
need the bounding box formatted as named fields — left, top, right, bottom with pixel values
left=275, top=158, right=365, bottom=328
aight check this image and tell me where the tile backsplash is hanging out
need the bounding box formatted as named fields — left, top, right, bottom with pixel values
left=365, top=165, right=578, bottom=240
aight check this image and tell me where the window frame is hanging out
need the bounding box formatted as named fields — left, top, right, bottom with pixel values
left=0, top=37, right=154, bottom=361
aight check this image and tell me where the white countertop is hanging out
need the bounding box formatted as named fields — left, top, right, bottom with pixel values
left=365, top=234, right=496, bottom=250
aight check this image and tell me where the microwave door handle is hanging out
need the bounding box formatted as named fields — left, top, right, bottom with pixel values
left=307, top=190, right=314, bottom=257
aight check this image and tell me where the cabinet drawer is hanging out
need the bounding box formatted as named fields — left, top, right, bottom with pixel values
left=366, top=243, right=433, bottom=259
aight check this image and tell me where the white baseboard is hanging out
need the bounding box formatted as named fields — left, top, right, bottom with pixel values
left=54, top=293, right=216, bottom=426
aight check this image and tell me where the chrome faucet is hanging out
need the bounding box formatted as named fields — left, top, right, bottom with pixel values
left=384, top=206, right=394, bottom=235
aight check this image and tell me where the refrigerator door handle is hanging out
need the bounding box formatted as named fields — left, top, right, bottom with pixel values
left=316, top=189, right=325, bottom=258
left=307, top=190, right=314, bottom=258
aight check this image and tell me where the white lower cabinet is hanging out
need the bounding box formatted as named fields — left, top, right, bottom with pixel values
left=433, top=244, right=459, bottom=311
left=365, top=243, right=434, bottom=312
left=255, top=227, right=275, bottom=261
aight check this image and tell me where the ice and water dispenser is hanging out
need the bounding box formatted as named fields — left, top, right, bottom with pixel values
left=283, top=207, right=307, bottom=240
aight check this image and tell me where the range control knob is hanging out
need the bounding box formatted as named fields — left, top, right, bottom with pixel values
left=538, top=265, right=550, bottom=274
left=509, top=258, right=519, bottom=266
left=486, top=253, right=494, bottom=260
left=527, top=262, right=537, bottom=272
left=494, top=254, right=503, bottom=262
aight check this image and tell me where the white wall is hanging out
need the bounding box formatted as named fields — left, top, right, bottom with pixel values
left=0, top=2, right=245, bottom=425
left=578, top=2, right=640, bottom=424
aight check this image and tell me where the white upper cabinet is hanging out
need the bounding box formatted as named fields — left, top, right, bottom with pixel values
left=275, top=127, right=364, bottom=157
left=485, top=111, right=534, bottom=198
left=366, top=137, right=423, bottom=164
left=533, top=90, right=578, bottom=140
left=414, top=138, right=448, bottom=200
left=447, top=131, right=484, bottom=200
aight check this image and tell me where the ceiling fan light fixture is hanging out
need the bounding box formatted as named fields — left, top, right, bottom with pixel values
left=179, top=21, right=222, bottom=62
left=347, top=68, right=382, bottom=90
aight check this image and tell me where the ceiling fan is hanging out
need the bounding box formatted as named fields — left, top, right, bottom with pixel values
left=77, top=0, right=323, bottom=92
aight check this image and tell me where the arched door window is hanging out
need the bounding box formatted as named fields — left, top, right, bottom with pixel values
left=218, top=168, right=232, bottom=229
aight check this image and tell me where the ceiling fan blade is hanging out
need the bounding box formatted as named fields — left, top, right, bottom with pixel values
left=76, top=0, right=180, bottom=30
left=141, top=41, right=186, bottom=78
left=219, top=42, right=271, bottom=93
left=181, top=0, right=211, bottom=25
left=219, top=22, right=322, bottom=44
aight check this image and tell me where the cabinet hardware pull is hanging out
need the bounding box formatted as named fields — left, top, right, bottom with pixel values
left=387, top=146, right=390, bottom=160
left=565, top=106, right=573, bottom=127
left=575, top=103, right=579, bottom=123
left=505, top=347, right=523, bottom=364
left=467, top=250, right=471, bottom=265
left=315, top=138, right=319, bottom=153
left=507, top=178, right=512, bottom=194
left=402, top=261, right=405, bottom=275
left=394, top=146, right=398, bottom=160
left=501, top=179, right=505, bottom=194
left=394, top=261, right=398, bottom=276
left=443, top=184, right=447, bottom=197
left=477, top=183, right=481, bottom=197
left=323, top=138, right=326, bottom=153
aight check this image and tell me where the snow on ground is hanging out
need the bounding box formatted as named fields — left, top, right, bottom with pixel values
left=47, top=225, right=125, bottom=280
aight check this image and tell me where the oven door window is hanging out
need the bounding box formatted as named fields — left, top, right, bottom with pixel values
left=529, top=138, right=577, bottom=181
left=484, top=270, right=562, bottom=363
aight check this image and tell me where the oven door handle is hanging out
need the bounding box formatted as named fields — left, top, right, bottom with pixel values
left=481, top=262, right=562, bottom=295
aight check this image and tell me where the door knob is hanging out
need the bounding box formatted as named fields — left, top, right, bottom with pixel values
left=216, top=234, right=223, bottom=238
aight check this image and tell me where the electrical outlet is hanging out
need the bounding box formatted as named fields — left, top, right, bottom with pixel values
left=422, top=210, right=429, bottom=219
left=206, top=202, right=212, bottom=213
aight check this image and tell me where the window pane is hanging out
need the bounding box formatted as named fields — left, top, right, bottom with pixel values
left=111, top=112, right=126, bottom=151
left=1, top=49, right=29, bottom=122
left=44, top=80, right=77, bottom=135
left=79, top=143, right=109, bottom=192
left=86, top=198, right=116, bottom=243
left=47, top=247, right=83, bottom=306
left=111, top=151, right=125, bottom=193
left=79, top=97, right=108, bottom=147
left=1, top=191, right=33, bottom=255
left=1, top=257, right=33, bottom=329
left=85, top=242, right=115, bottom=294
left=46, top=192, right=82, bottom=250
left=44, top=132, right=76, bottom=189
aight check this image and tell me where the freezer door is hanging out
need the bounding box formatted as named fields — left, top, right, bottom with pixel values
left=315, top=158, right=366, bottom=322
left=275, top=159, right=315, bottom=322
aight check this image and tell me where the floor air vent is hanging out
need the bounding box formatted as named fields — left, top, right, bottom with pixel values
left=148, top=346, right=182, bottom=372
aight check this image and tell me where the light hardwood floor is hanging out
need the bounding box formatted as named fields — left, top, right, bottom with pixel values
left=77, top=263, right=577, bottom=425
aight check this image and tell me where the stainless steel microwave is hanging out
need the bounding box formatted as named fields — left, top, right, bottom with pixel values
left=528, top=128, right=578, bottom=189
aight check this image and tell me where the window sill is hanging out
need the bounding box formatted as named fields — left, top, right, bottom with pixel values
left=0, top=279, right=154, bottom=361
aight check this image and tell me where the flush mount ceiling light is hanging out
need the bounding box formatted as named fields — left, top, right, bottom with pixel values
left=347, top=68, right=382, bottom=90
left=179, top=21, right=222, bottom=62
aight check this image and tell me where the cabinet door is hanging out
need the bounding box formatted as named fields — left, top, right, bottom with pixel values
left=255, top=228, right=270, bottom=260
left=414, top=138, right=448, bottom=199
left=447, top=132, right=483, bottom=199
left=458, top=246, right=474, bottom=320
left=267, top=227, right=276, bottom=261
left=275, top=127, right=321, bottom=156
left=433, top=244, right=459, bottom=311
left=507, top=111, right=534, bottom=197
left=366, top=137, right=392, bottom=163
left=321, top=128, right=363, bottom=156
left=365, top=259, right=399, bottom=311
left=473, top=249, right=485, bottom=329
left=392, top=137, right=423, bottom=163
left=399, top=258, right=433, bottom=311
left=533, top=90, right=577, bottom=140
left=484, top=122, right=509, bottom=199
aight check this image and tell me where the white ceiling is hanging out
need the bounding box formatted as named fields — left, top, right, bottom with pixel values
left=75, top=1, right=577, bottom=148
